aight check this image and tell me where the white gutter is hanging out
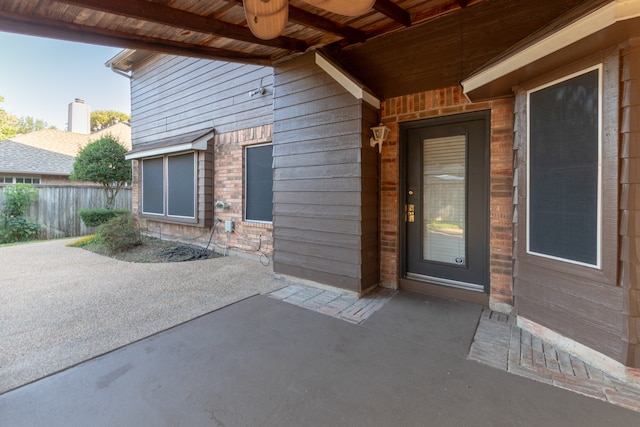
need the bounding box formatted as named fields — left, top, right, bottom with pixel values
left=104, top=49, right=137, bottom=79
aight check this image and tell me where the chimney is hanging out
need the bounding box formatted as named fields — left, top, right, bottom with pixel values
left=68, top=98, right=91, bottom=134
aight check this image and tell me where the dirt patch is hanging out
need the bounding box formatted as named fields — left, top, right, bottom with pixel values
left=81, top=236, right=220, bottom=263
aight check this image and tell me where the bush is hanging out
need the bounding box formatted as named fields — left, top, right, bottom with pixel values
left=0, top=215, right=41, bottom=243
left=79, top=208, right=130, bottom=227
left=0, top=184, right=41, bottom=243
left=98, top=214, right=141, bottom=254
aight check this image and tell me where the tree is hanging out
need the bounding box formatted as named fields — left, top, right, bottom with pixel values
left=0, top=95, right=19, bottom=141
left=1, top=95, right=54, bottom=139
left=91, top=110, right=130, bottom=132
left=16, top=116, right=53, bottom=134
left=70, top=135, right=132, bottom=209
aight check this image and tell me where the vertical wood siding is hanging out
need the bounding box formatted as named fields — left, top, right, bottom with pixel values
left=272, top=53, right=379, bottom=293
left=0, top=185, right=132, bottom=239
left=131, top=54, right=273, bottom=144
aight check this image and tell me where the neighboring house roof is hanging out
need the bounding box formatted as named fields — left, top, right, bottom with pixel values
left=8, top=122, right=132, bottom=157
left=0, top=122, right=132, bottom=177
left=0, top=140, right=75, bottom=176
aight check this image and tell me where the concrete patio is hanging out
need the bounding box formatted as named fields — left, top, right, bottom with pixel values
left=2, top=240, right=640, bottom=425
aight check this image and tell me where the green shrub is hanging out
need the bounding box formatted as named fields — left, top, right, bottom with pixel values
left=79, top=208, right=130, bottom=227
left=0, top=215, right=41, bottom=243
left=0, top=184, right=41, bottom=243
left=98, top=214, right=141, bottom=254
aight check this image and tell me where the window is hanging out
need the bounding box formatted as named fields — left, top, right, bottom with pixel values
left=245, top=143, right=273, bottom=222
left=527, top=66, right=601, bottom=267
left=141, top=152, right=196, bottom=219
left=0, top=176, right=40, bottom=184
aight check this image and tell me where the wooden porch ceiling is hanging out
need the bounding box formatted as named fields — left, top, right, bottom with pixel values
left=0, top=0, right=491, bottom=66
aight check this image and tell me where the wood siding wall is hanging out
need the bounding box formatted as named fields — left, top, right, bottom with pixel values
left=131, top=54, right=273, bottom=145
left=0, top=185, right=132, bottom=239
left=128, top=54, right=275, bottom=260
left=620, top=39, right=640, bottom=368
left=513, top=48, right=625, bottom=364
left=272, top=53, right=379, bottom=293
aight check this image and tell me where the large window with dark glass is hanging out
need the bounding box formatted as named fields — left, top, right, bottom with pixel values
left=245, top=144, right=273, bottom=222
left=527, top=66, right=601, bottom=266
left=141, top=152, right=196, bottom=219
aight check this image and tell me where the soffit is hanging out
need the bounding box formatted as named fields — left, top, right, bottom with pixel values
left=462, top=0, right=640, bottom=101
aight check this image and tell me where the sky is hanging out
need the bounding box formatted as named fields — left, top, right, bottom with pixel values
left=0, top=32, right=131, bottom=131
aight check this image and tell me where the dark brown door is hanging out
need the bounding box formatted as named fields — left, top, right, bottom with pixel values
left=405, top=114, right=489, bottom=292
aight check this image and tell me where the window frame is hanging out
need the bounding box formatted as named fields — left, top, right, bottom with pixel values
left=140, top=151, right=197, bottom=222
left=244, top=142, right=273, bottom=223
left=0, top=176, right=41, bottom=185
left=525, top=64, right=603, bottom=269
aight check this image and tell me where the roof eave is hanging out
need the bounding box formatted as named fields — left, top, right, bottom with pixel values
left=462, top=0, right=640, bottom=101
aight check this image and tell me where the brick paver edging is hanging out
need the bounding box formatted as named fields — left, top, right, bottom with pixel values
left=469, top=308, right=640, bottom=413
left=268, top=285, right=397, bottom=324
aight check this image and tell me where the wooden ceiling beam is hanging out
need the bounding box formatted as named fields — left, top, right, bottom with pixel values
left=0, top=13, right=272, bottom=66
left=373, top=0, right=412, bottom=27
left=282, top=5, right=367, bottom=43
left=227, top=0, right=366, bottom=43
left=56, top=0, right=308, bottom=52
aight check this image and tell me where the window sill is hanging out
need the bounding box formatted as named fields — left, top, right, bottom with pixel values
left=141, top=214, right=201, bottom=227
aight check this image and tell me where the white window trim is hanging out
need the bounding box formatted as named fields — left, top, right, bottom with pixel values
left=525, top=64, right=603, bottom=269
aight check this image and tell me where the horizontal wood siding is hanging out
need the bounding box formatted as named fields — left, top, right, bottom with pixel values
left=272, top=52, right=379, bottom=293
left=620, top=39, right=640, bottom=368
left=513, top=49, right=625, bottom=363
left=131, top=54, right=273, bottom=144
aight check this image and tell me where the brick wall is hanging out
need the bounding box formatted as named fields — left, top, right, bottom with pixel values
left=132, top=124, right=274, bottom=262
left=380, top=86, right=515, bottom=307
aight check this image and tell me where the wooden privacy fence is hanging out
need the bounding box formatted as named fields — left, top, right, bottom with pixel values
left=0, top=185, right=132, bottom=240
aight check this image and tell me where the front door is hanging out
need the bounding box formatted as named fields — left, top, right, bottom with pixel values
left=404, top=113, right=489, bottom=292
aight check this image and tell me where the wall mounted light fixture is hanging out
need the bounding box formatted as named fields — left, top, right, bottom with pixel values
left=370, top=123, right=390, bottom=153
left=249, top=87, right=266, bottom=97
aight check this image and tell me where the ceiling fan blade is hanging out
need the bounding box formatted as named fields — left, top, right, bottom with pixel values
left=244, top=0, right=289, bottom=40
left=302, top=0, right=375, bottom=16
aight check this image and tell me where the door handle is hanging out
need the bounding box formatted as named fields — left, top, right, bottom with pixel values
left=405, top=204, right=415, bottom=223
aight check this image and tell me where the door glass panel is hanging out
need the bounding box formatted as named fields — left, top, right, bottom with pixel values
left=423, top=135, right=467, bottom=265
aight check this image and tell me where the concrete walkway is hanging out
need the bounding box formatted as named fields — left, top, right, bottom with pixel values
left=2, top=240, right=640, bottom=425
left=271, top=284, right=640, bottom=414
left=2, top=291, right=640, bottom=426
left=0, top=239, right=281, bottom=394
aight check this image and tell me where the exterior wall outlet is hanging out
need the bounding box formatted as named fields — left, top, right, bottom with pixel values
left=224, top=220, right=234, bottom=233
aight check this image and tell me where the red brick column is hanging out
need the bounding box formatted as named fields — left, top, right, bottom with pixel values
left=380, top=86, right=514, bottom=308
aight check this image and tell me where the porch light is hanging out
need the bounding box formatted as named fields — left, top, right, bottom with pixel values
left=303, top=0, right=375, bottom=16
left=370, top=123, right=390, bottom=153
left=244, top=0, right=288, bottom=40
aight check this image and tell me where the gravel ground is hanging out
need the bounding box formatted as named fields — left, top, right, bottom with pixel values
left=0, top=239, right=284, bottom=394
